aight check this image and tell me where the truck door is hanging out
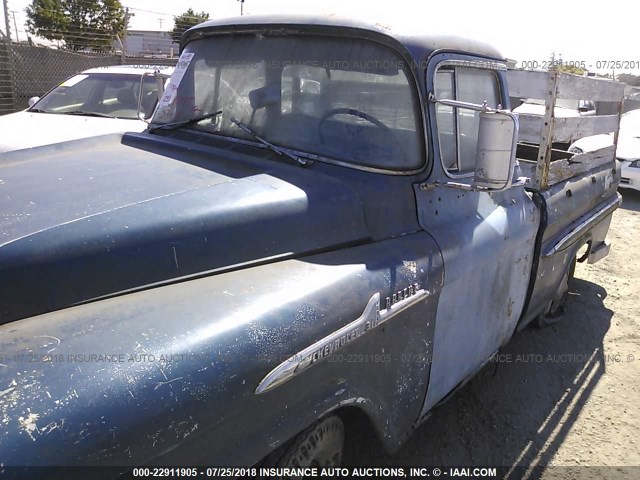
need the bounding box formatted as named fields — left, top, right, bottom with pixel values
left=417, top=56, right=540, bottom=415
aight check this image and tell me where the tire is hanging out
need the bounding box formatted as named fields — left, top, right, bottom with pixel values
left=536, top=256, right=577, bottom=328
left=277, top=415, right=345, bottom=468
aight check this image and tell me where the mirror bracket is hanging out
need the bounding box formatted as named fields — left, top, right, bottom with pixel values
left=428, top=92, right=521, bottom=192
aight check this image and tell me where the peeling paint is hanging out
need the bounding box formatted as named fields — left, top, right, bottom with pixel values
left=40, top=421, right=62, bottom=435
left=154, top=377, right=183, bottom=390
left=172, top=246, right=179, bottom=269
left=403, top=260, right=418, bottom=274
left=0, top=387, right=15, bottom=397
left=18, top=412, right=40, bottom=441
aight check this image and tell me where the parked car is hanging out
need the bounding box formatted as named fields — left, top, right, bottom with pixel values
left=569, top=109, right=640, bottom=191
left=0, top=15, right=624, bottom=470
left=514, top=97, right=596, bottom=117
left=0, top=65, right=174, bottom=153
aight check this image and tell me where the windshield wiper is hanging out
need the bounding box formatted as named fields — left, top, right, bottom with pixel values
left=229, top=117, right=312, bottom=167
left=62, top=110, right=114, bottom=118
left=149, top=109, right=224, bottom=133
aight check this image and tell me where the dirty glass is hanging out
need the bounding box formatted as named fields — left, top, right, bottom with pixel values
left=152, top=35, right=423, bottom=170
left=434, top=71, right=457, bottom=170
left=32, top=73, right=143, bottom=119
left=456, top=68, right=500, bottom=173
left=138, top=75, right=164, bottom=119
left=434, top=67, right=500, bottom=174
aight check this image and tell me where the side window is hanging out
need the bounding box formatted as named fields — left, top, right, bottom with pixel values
left=434, top=67, right=500, bottom=174
left=434, top=71, right=456, bottom=169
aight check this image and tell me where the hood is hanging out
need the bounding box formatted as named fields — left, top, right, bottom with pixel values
left=569, top=133, right=614, bottom=153
left=0, top=133, right=370, bottom=323
left=616, top=135, right=640, bottom=161
left=0, top=111, right=147, bottom=153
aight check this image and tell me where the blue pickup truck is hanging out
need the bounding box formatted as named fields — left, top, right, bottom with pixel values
left=0, top=15, right=625, bottom=470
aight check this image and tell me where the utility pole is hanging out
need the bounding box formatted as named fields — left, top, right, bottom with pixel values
left=238, top=0, right=245, bottom=16
left=124, top=7, right=130, bottom=34
left=122, top=7, right=130, bottom=58
left=2, top=0, right=11, bottom=43
left=11, top=10, right=18, bottom=43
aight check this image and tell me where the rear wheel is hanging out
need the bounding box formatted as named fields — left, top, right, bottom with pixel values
left=277, top=415, right=345, bottom=468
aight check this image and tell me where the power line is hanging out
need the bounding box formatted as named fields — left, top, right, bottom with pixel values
left=7, top=0, right=212, bottom=50
left=122, top=4, right=213, bottom=22
left=122, top=5, right=174, bottom=17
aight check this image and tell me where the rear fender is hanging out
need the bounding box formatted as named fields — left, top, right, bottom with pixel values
left=519, top=162, right=620, bottom=327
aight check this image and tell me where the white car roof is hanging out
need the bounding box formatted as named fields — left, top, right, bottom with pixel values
left=621, top=109, right=640, bottom=131
left=622, top=109, right=640, bottom=120
left=80, top=65, right=175, bottom=76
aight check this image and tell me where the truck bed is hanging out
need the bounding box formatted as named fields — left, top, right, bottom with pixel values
left=507, top=69, right=624, bottom=189
left=507, top=69, right=625, bottom=326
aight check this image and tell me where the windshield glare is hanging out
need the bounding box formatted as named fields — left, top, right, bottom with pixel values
left=153, top=34, right=423, bottom=170
left=33, top=73, right=160, bottom=120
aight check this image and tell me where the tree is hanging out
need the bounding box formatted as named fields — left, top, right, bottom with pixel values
left=556, top=64, right=586, bottom=76
left=25, top=0, right=127, bottom=51
left=170, top=9, right=209, bottom=44
left=617, top=74, right=640, bottom=87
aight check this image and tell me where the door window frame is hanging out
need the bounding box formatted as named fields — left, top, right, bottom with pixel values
left=426, top=55, right=508, bottom=180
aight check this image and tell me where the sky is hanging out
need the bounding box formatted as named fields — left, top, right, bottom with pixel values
left=2, top=0, right=639, bottom=74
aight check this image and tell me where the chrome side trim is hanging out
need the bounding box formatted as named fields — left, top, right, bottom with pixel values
left=255, top=288, right=429, bottom=394
left=544, top=193, right=622, bottom=257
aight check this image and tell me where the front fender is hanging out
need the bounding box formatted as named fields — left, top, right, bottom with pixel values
left=0, top=233, right=443, bottom=466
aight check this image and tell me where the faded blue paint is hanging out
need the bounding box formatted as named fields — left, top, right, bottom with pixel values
left=418, top=54, right=539, bottom=413
left=0, top=17, right=621, bottom=468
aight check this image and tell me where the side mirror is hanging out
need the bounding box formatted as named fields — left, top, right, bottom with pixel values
left=28, top=96, right=40, bottom=107
left=425, top=93, right=525, bottom=193
left=473, top=110, right=519, bottom=191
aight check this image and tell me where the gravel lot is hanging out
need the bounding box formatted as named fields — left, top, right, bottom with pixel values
left=348, top=189, right=640, bottom=478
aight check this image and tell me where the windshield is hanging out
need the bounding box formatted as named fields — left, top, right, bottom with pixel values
left=152, top=34, right=423, bottom=170
left=32, top=73, right=161, bottom=120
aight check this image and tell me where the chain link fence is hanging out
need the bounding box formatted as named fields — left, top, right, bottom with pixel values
left=0, top=40, right=175, bottom=114
left=0, top=37, right=15, bottom=115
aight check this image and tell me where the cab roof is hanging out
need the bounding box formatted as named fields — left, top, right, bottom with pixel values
left=183, top=14, right=503, bottom=62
